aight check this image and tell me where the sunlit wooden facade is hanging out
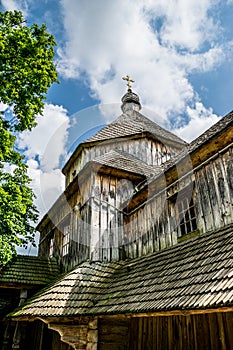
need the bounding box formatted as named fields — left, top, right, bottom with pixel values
left=1, top=89, right=233, bottom=349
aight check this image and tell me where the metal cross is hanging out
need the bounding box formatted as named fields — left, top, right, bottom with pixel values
left=122, top=75, right=135, bottom=91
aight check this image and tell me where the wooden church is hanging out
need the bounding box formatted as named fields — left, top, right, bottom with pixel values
left=1, top=77, right=233, bottom=349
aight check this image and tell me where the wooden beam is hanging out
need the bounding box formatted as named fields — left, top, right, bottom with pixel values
left=12, top=304, right=233, bottom=324
left=96, top=306, right=233, bottom=319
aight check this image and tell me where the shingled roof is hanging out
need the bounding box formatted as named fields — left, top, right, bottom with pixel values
left=12, top=223, right=233, bottom=318
left=85, top=109, right=186, bottom=146
left=162, top=110, right=233, bottom=173
left=0, top=255, right=60, bottom=287
left=92, top=149, right=161, bottom=178
left=122, top=109, right=233, bottom=210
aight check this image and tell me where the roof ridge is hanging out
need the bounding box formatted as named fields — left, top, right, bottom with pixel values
left=85, top=109, right=186, bottom=145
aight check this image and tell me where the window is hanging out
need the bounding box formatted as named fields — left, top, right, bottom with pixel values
left=169, top=183, right=197, bottom=237
left=49, top=235, right=54, bottom=257
left=62, top=225, right=70, bottom=256
left=176, top=196, right=197, bottom=236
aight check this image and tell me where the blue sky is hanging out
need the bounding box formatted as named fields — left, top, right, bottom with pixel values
left=2, top=0, right=233, bottom=117
left=1, top=0, right=233, bottom=253
left=2, top=1, right=233, bottom=118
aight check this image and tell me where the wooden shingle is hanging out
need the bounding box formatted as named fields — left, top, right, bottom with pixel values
left=0, top=255, right=60, bottom=288
left=92, top=149, right=160, bottom=178
left=85, top=110, right=186, bottom=146
left=12, top=224, right=233, bottom=318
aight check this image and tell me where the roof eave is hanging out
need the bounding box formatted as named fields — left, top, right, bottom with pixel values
left=124, top=115, right=233, bottom=212
left=62, top=131, right=186, bottom=176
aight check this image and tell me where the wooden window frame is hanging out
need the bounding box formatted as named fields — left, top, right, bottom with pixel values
left=62, top=224, right=70, bottom=257
left=177, top=195, right=197, bottom=236
left=168, top=184, right=197, bottom=237
left=49, top=233, right=54, bottom=258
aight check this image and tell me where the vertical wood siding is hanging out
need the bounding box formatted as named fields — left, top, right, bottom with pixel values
left=123, top=146, right=233, bottom=259
left=39, top=145, right=233, bottom=270
left=66, top=138, right=180, bottom=187
left=98, top=313, right=233, bottom=350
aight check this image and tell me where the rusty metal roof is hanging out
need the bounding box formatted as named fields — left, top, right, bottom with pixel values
left=12, top=224, right=233, bottom=318
left=0, top=255, right=60, bottom=287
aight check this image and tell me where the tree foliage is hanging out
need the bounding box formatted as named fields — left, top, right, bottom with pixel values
left=0, top=11, right=58, bottom=266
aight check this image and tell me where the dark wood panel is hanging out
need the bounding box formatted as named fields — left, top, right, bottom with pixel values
left=99, top=312, right=233, bottom=350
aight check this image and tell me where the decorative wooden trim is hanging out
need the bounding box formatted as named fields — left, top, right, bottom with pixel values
left=47, top=317, right=98, bottom=350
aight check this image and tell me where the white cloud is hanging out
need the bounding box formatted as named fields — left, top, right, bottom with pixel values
left=6, top=102, right=69, bottom=253
left=1, top=0, right=28, bottom=15
left=17, top=103, right=70, bottom=217
left=0, top=101, right=9, bottom=111
left=17, top=103, right=69, bottom=171
left=26, top=159, right=65, bottom=218
left=57, top=0, right=227, bottom=123
left=172, top=102, right=221, bottom=142
left=146, top=0, right=218, bottom=51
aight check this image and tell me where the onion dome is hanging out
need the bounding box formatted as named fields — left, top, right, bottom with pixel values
left=121, top=90, right=141, bottom=112
left=121, top=75, right=142, bottom=112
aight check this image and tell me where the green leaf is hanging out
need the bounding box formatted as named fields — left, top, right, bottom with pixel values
left=0, top=10, right=57, bottom=266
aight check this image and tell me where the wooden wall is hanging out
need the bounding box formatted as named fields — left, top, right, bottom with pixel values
left=98, top=317, right=130, bottom=350
left=66, top=137, right=180, bottom=187
left=39, top=137, right=233, bottom=270
left=98, top=312, right=233, bottom=350
left=39, top=167, right=139, bottom=269
left=195, top=146, right=233, bottom=233
left=123, top=145, right=233, bottom=260
left=6, top=312, right=233, bottom=349
left=64, top=172, right=136, bottom=267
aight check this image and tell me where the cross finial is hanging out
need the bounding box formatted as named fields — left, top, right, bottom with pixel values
left=122, top=75, right=135, bottom=92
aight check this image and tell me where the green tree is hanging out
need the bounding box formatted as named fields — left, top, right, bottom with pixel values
left=0, top=10, right=58, bottom=266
